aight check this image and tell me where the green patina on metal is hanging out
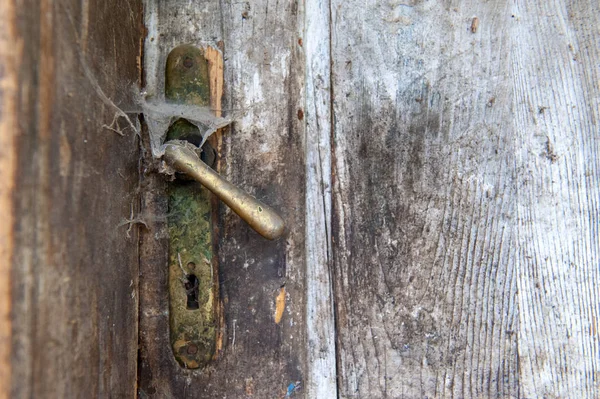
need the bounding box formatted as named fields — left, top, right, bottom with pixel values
left=167, top=183, right=216, bottom=368
left=165, top=44, right=218, bottom=369
left=165, top=45, right=210, bottom=108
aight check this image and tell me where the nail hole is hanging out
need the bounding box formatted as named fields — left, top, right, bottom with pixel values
left=185, top=274, right=200, bottom=310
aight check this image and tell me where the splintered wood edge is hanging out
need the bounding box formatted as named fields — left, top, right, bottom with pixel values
left=205, top=45, right=225, bottom=358
left=0, top=1, right=18, bottom=397
left=205, top=46, right=224, bottom=118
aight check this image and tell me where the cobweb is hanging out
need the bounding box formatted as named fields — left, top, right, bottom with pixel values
left=139, top=97, right=232, bottom=157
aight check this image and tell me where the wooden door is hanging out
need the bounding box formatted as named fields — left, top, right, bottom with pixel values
left=2, top=1, right=599, bottom=398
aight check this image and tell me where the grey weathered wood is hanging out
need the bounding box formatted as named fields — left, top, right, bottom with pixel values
left=139, top=0, right=307, bottom=397
left=326, top=0, right=599, bottom=397
left=330, top=0, right=520, bottom=396
left=141, top=0, right=600, bottom=397
left=2, top=0, right=143, bottom=398
left=304, top=0, right=338, bottom=396
left=513, top=1, right=600, bottom=397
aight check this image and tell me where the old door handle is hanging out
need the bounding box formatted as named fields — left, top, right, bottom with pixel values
left=163, top=141, right=285, bottom=240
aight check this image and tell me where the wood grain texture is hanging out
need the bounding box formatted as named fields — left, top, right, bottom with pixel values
left=139, top=0, right=599, bottom=397
left=206, top=47, right=224, bottom=118
left=330, top=0, right=518, bottom=397
left=7, top=0, right=143, bottom=397
left=512, top=1, right=600, bottom=397
left=304, top=0, right=338, bottom=396
left=0, top=1, right=19, bottom=398
left=139, top=0, right=306, bottom=397
left=328, top=0, right=600, bottom=397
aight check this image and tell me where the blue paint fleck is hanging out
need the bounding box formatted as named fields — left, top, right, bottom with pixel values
left=285, top=381, right=301, bottom=398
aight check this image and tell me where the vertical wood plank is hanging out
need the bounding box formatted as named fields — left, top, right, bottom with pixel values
left=0, top=1, right=18, bottom=398
left=6, top=0, right=143, bottom=397
left=304, top=0, right=338, bottom=396
left=139, top=0, right=599, bottom=397
left=330, top=1, right=519, bottom=397
left=139, top=0, right=307, bottom=397
left=512, top=0, right=600, bottom=397
left=219, top=0, right=306, bottom=391
left=329, top=0, right=600, bottom=397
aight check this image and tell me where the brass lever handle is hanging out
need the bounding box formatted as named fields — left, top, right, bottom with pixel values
left=163, top=142, right=285, bottom=240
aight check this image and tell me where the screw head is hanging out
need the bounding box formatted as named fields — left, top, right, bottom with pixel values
left=186, top=343, right=199, bottom=355
left=183, top=56, right=194, bottom=68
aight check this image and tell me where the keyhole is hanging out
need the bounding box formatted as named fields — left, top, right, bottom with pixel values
left=185, top=274, right=200, bottom=310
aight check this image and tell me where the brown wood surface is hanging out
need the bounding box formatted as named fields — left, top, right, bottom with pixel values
left=0, top=2, right=19, bottom=398
left=2, top=1, right=143, bottom=397
left=138, top=1, right=306, bottom=398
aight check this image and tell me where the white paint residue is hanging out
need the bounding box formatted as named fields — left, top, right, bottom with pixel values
left=250, top=71, right=264, bottom=104
left=279, top=52, right=289, bottom=78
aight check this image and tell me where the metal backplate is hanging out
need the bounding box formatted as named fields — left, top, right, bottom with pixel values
left=165, top=44, right=221, bottom=369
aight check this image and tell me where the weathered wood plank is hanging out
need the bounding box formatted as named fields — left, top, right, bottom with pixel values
left=6, top=1, right=143, bottom=397
left=329, top=0, right=600, bottom=397
left=100, top=0, right=599, bottom=396
left=139, top=0, right=306, bottom=397
left=512, top=0, right=600, bottom=397
left=0, top=1, right=19, bottom=398
left=304, top=0, right=338, bottom=396
left=330, top=1, right=519, bottom=397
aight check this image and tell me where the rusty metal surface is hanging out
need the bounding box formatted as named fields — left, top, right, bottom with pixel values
left=165, top=45, right=221, bottom=369
left=163, top=143, right=285, bottom=240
